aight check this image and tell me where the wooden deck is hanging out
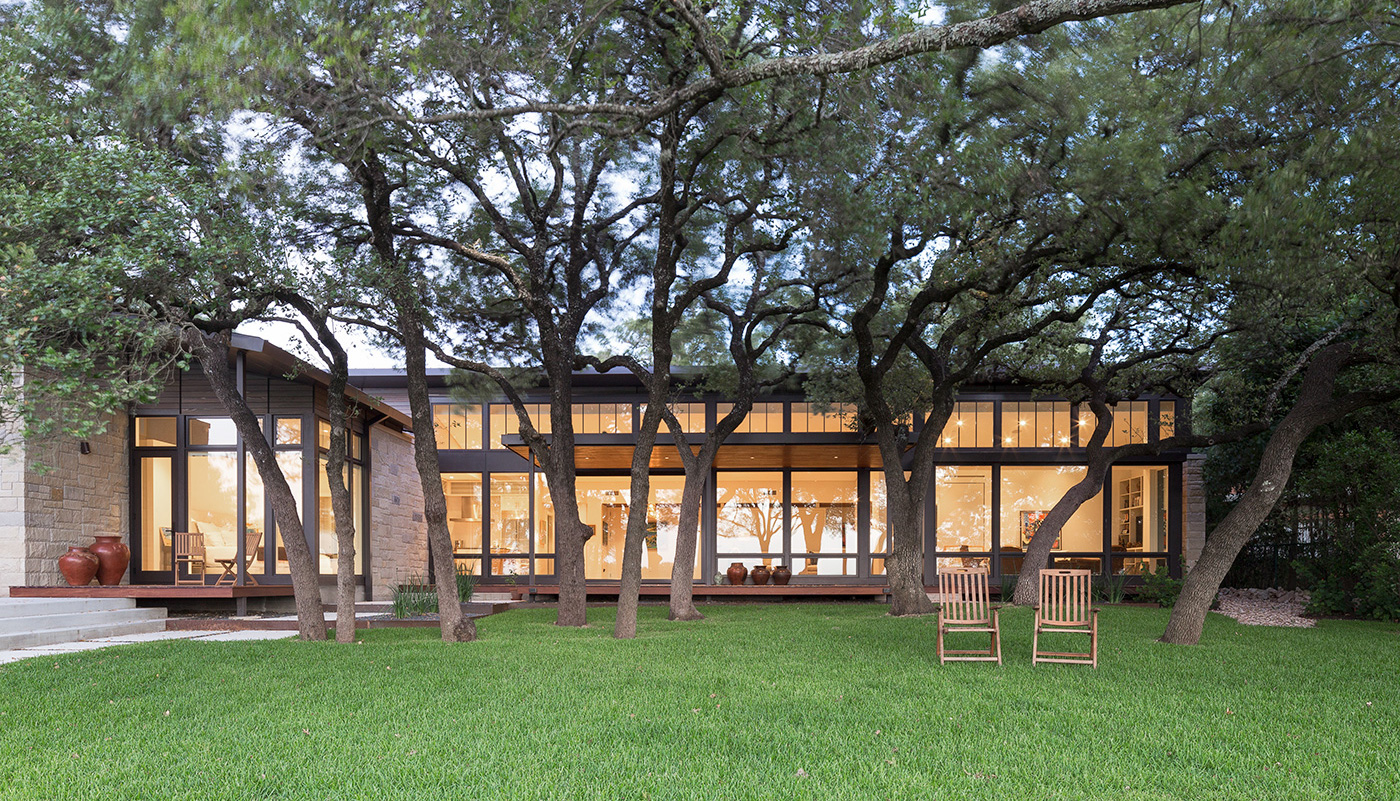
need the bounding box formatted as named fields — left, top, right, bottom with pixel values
left=9, top=584, right=295, bottom=599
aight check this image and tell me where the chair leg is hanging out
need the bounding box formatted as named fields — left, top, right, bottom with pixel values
left=1031, top=616, right=1040, bottom=666
left=937, top=612, right=945, bottom=665
left=1090, top=610, right=1099, bottom=669
left=992, top=610, right=1002, bottom=666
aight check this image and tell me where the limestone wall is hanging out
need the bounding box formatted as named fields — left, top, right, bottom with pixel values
left=368, top=425, right=427, bottom=601
left=1184, top=454, right=1207, bottom=569
left=19, top=415, right=130, bottom=586
left=0, top=430, right=26, bottom=596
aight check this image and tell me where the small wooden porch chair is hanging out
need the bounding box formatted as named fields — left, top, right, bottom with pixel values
left=214, top=528, right=262, bottom=586
left=936, top=567, right=1001, bottom=665
left=172, top=531, right=207, bottom=585
left=1032, top=568, right=1099, bottom=668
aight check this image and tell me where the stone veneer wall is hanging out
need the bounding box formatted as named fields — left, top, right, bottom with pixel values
left=1183, top=454, right=1207, bottom=569
left=368, top=425, right=427, bottom=601
left=20, top=415, right=130, bottom=587
left=0, top=430, right=26, bottom=596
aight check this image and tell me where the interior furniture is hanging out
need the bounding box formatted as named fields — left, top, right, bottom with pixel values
left=172, top=531, right=207, bottom=585
left=999, top=545, right=1024, bottom=576
left=936, top=567, right=1002, bottom=665
left=214, top=528, right=262, bottom=586
left=1032, top=568, right=1098, bottom=668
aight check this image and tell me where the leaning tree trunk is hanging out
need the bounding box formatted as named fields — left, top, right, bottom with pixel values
left=1013, top=460, right=1112, bottom=606
left=1161, top=344, right=1353, bottom=645
left=668, top=457, right=710, bottom=621
left=401, top=323, right=476, bottom=642
left=184, top=328, right=327, bottom=640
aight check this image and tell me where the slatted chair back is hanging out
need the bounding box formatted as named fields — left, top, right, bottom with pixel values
left=938, top=567, right=992, bottom=625
left=1037, top=569, right=1093, bottom=627
left=243, top=528, right=262, bottom=566
left=174, top=531, right=206, bottom=560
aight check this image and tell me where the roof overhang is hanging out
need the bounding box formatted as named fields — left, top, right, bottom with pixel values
left=229, top=334, right=414, bottom=431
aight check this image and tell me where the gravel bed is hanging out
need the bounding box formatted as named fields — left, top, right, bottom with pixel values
left=1216, top=587, right=1314, bottom=628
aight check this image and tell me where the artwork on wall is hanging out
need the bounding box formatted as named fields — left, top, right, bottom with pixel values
left=1019, top=510, right=1060, bottom=549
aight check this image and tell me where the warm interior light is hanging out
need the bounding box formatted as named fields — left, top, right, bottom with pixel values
left=1018, top=420, right=1026, bottom=426
left=956, top=420, right=964, bottom=426
left=943, top=437, right=952, bottom=444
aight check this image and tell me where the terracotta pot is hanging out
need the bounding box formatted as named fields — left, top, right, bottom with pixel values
left=726, top=562, right=748, bottom=586
left=58, top=547, right=100, bottom=586
left=89, top=535, right=131, bottom=586
left=772, top=565, right=792, bottom=585
left=751, top=564, right=771, bottom=586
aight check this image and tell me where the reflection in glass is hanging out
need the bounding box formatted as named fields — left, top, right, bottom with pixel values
left=999, top=466, right=1102, bottom=554
left=937, top=466, right=992, bottom=551
left=139, top=457, right=173, bottom=571
left=136, top=417, right=177, bottom=447
left=791, top=472, right=858, bottom=576
left=262, top=452, right=302, bottom=575
left=938, top=402, right=994, bottom=448
left=317, top=458, right=362, bottom=575
left=187, top=417, right=237, bottom=446
left=490, top=473, right=531, bottom=557
left=433, top=404, right=483, bottom=450
left=275, top=417, right=303, bottom=446
left=1001, top=401, right=1071, bottom=447
left=1111, top=466, right=1169, bottom=554
left=443, top=474, right=483, bottom=553
left=187, top=452, right=237, bottom=577
left=491, top=404, right=551, bottom=448
left=715, top=472, right=783, bottom=558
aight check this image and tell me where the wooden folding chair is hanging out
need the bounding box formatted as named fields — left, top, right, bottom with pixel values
left=173, top=531, right=207, bottom=585
left=215, top=528, right=262, bottom=586
left=1032, top=568, right=1098, bottom=668
left=937, top=567, right=1001, bottom=665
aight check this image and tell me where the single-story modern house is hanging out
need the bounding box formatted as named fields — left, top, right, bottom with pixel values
left=1, top=335, right=1206, bottom=603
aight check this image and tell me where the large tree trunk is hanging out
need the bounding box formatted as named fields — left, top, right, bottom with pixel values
left=1012, top=460, right=1112, bottom=605
left=668, top=456, right=709, bottom=621
left=546, top=454, right=591, bottom=627
left=1161, top=343, right=1355, bottom=645
left=323, top=359, right=359, bottom=644
left=401, top=322, right=476, bottom=642
left=615, top=400, right=664, bottom=638
left=881, top=449, right=935, bottom=615
left=183, top=328, right=327, bottom=640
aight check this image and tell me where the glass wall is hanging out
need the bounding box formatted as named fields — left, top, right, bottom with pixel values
left=938, top=402, right=994, bottom=448
left=490, top=404, right=551, bottom=448
left=490, top=473, right=532, bottom=578
left=716, top=472, right=784, bottom=565
left=1001, top=402, right=1072, bottom=448
left=444, top=473, right=483, bottom=576
left=433, top=404, right=483, bottom=450
left=717, top=402, right=784, bottom=433
left=1111, top=465, right=1170, bottom=575
left=316, top=458, right=362, bottom=575
left=138, top=457, right=173, bottom=571
left=999, top=466, right=1103, bottom=575
left=791, top=472, right=859, bottom=576
left=791, top=403, right=857, bottom=433
left=936, top=466, right=993, bottom=556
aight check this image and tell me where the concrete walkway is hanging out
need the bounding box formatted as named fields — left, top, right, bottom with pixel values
left=0, top=628, right=298, bottom=665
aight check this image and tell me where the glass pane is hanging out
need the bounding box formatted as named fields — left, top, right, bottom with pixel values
left=1158, top=401, right=1176, bottom=440
left=1112, top=466, right=1169, bottom=552
left=490, top=555, right=531, bottom=578
left=186, top=452, right=239, bottom=578
left=318, top=420, right=331, bottom=451
left=187, top=417, right=237, bottom=447
left=791, top=403, right=856, bottom=433
left=433, top=404, right=483, bottom=450
left=1051, top=556, right=1102, bottom=573
left=1114, top=556, right=1167, bottom=575
left=242, top=456, right=266, bottom=578
left=490, top=474, right=532, bottom=555
left=1001, top=402, right=1071, bottom=447
left=790, top=472, right=859, bottom=557
left=937, top=555, right=989, bottom=571
left=275, top=417, right=302, bottom=446
left=267, top=452, right=302, bottom=575
left=642, top=475, right=698, bottom=580
left=715, top=472, right=783, bottom=556
left=718, top=401, right=784, bottom=433
left=936, top=466, right=992, bottom=551
left=790, top=556, right=857, bottom=576
left=1000, top=467, right=1103, bottom=555
left=577, top=475, right=631, bottom=580
left=135, top=417, right=177, bottom=447
left=490, top=404, right=550, bottom=448
left=938, top=402, right=993, bottom=448
left=138, top=457, right=173, bottom=571
left=535, top=474, right=554, bottom=555
left=647, top=402, right=706, bottom=434
left=1109, top=402, right=1149, bottom=446
left=443, top=474, right=484, bottom=553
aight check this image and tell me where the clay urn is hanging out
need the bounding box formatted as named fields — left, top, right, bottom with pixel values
left=726, top=562, right=748, bottom=586
left=89, top=535, right=131, bottom=586
left=772, top=565, right=792, bottom=585
left=751, top=564, right=772, bottom=586
left=59, top=547, right=100, bottom=587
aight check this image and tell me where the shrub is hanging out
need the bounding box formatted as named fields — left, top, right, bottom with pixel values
left=1095, top=575, right=1128, bottom=604
left=456, top=562, right=476, bottom=602
left=1140, top=564, right=1184, bottom=608
left=392, top=575, right=437, bottom=619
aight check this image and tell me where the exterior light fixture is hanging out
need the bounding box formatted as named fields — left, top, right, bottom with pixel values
left=79, top=442, right=91, bottom=455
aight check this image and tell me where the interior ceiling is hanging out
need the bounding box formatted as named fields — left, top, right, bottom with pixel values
left=508, top=443, right=888, bottom=470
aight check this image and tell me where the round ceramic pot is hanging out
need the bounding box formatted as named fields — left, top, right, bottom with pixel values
left=90, top=535, right=131, bottom=586
left=59, top=547, right=100, bottom=586
left=751, top=565, right=772, bottom=586
left=726, top=562, right=748, bottom=586
left=772, top=565, right=792, bottom=585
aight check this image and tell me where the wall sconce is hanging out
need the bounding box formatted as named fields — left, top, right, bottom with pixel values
left=79, top=442, right=91, bottom=455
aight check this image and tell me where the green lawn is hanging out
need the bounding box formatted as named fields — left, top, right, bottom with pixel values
left=1, top=604, right=1396, bottom=800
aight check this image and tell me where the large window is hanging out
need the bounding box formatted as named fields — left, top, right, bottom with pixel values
left=999, top=467, right=1103, bottom=575
left=936, top=466, right=993, bottom=553
left=1001, top=402, right=1072, bottom=448
left=572, top=403, right=633, bottom=434
left=489, top=473, right=531, bottom=577
left=791, top=403, right=857, bottom=433
left=716, top=402, right=784, bottom=433
left=490, top=404, right=551, bottom=449
left=791, top=472, right=858, bottom=576
left=433, top=404, right=483, bottom=450
left=137, top=456, right=173, bottom=571
left=1111, top=466, right=1170, bottom=575
left=715, top=472, right=784, bottom=563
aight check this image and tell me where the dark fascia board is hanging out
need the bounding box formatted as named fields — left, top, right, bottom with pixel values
left=230, top=336, right=414, bottom=431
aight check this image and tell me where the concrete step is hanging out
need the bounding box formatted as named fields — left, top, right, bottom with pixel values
left=0, top=606, right=163, bottom=637
left=0, top=609, right=168, bottom=651
left=0, top=597, right=136, bottom=619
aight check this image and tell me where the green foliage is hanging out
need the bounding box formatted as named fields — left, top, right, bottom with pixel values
left=1094, top=575, right=1129, bottom=604
left=391, top=576, right=437, bottom=619
left=455, top=562, right=476, bottom=603
left=1139, top=565, right=1184, bottom=608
